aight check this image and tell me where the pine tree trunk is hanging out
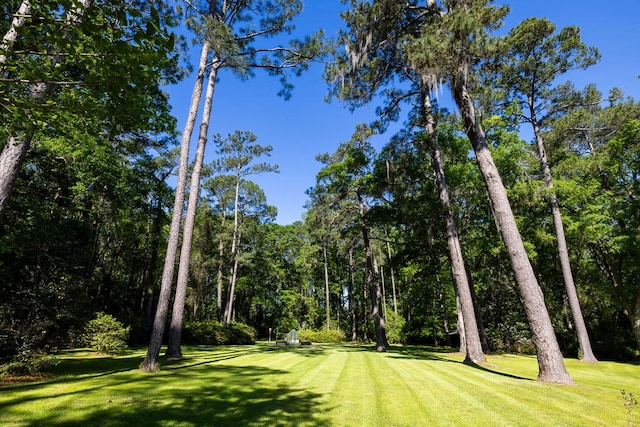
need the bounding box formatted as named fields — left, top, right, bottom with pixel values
left=165, top=60, right=220, bottom=359
left=0, top=0, right=31, bottom=66
left=530, top=108, right=597, bottom=363
left=452, top=77, right=573, bottom=384
left=141, top=41, right=210, bottom=372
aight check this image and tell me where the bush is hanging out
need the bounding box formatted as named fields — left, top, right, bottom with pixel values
left=299, top=329, right=345, bottom=343
left=384, top=308, right=406, bottom=344
left=225, top=323, right=257, bottom=345
left=83, top=312, right=130, bottom=355
left=0, top=345, right=59, bottom=377
left=183, top=321, right=256, bottom=345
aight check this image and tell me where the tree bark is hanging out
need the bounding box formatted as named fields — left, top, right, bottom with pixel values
left=451, top=76, right=573, bottom=384
left=456, top=296, right=467, bottom=353
left=0, top=0, right=31, bottom=66
left=530, top=104, right=598, bottom=363
left=141, top=40, right=210, bottom=372
left=165, top=59, right=220, bottom=359
left=0, top=134, right=33, bottom=216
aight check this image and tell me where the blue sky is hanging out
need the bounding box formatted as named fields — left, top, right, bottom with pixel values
left=164, top=0, right=640, bottom=225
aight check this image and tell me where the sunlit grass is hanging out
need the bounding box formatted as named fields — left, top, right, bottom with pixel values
left=1, top=344, right=639, bottom=426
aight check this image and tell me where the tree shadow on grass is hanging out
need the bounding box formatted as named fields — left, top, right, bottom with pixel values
left=4, top=363, right=332, bottom=427
left=260, top=343, right=333, bottom=358
left=383, top=345, right=532, bottom=381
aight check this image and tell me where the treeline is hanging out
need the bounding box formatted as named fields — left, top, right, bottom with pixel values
left=1, top=0, right=639, bottom=383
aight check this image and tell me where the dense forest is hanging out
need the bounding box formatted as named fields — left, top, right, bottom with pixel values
left=1, top=0, right=639, bottom=384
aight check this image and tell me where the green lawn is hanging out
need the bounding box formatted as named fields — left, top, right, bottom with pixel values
left=1, top=344, right=639, bottom=426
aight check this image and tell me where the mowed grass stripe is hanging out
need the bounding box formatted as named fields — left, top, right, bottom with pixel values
left=384, top=356, right=505, bottom=426
left=1, top=344, right=638, bottom=426
left=395, top=355, right=514, bottom=426
left=413, top=354, right=595, bottom=426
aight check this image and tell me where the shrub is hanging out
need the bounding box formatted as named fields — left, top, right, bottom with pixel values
left=299, top=329, right=345, bottom=343
left=84, top=312, right=130, bottom=355
left=0, top=344, right=59, bottom=377
left=183, top=321, right=256, bottom=345
left=384, top=308, right=406, bottom=344
left=225, top=323, right=257, bottom=345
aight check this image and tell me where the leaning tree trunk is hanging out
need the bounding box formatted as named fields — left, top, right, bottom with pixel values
left=530, top=106, right=597, bottom=363
left=165, top=59, right=220, bottom=359
left=422, top=90, right=485, bottom=365
left=452, top=76, right=573, bottom=384
left=141, top=40, right=210, bottom=372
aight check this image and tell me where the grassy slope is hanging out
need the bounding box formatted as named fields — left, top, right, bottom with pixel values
left=1, top=344, right=639, bottom=426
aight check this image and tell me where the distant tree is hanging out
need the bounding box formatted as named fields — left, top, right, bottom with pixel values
left=212, top=131, right=278, bottom=325
left=315, top=125, right=389, bottom=351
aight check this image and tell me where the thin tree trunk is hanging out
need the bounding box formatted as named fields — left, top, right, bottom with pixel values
left=348, top=246, right=357, bottom=341
left=381, top=265, right=387, bottom=321
left=385, top=237, right=398, bottom=314
left=530, top=105, right=597, bottom=363
left=435, top=270, right=452, bottom=347
left=223, top=176, right=242, bottom=325
left=224, top=257, right=240, bottom=324
left=165, top=60, right=220, bottom=359
left=141, top=40, right=210, bottom=372
left=216, top=214, right=227, bottom=322
left=467, top=268, right=490, bottom=352
left=451, top=76, right=573, bottom=384
left=323, top=242, right=331, bottom=330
